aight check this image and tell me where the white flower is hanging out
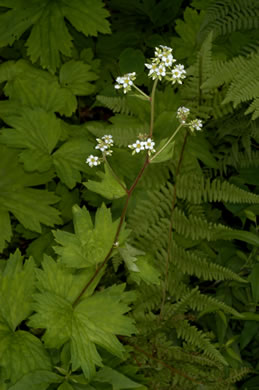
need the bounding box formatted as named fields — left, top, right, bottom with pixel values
left=128, top=140, right=145, bottom=154
left=102, top=134, right=113, bottom=146
left=171, top=64, right=186, bottom=84
left=155, top=64, right=166, bottom=79
left=161, top=53, right=175, bottom=67
left=177, top=106, right=190, bottom=123
left=95, top=135, right=114, bottom=152
left=132, top=140, right=145, bottom=153
left=86, top=155, right=100, bottom=167
left=144, top=138, right=156, bottom=152
left=103, top=149, right=113, bottom=156
left=189, top=119, right=203, bottom=132
left=95, top=143, right=108, bottom=152
left=155, top=45, right=173, bottom=59
left=145, top=62, right=159, bottom=78
left=114, top=72, right=136, bottom=93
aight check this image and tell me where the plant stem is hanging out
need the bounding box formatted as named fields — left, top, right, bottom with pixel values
left=150, top=123, right=183, bottom=163
left=133, top=84, right=150, bottom=100
left=159, top=131, right=189, bottom=321
left=103, top=155, right=128, bottom=194
left=149, top=79, right=158, bottom=137
left=72, top=87, right=157, bottom=306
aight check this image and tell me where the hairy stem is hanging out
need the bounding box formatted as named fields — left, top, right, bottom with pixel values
left=150, top=123, right=183, bottom=163
left=133, top=84, right=150, bottom=100
left=149, top=79, right=158, bottom=137
left=72, top=83, right=159, bottom=307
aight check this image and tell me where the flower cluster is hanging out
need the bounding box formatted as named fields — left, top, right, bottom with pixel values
left=128, top=137, right=156, bottom=156
left=176, top=107, right=203, bottom=132
left=176, top=106, right=190, bottom=124
left=114, top=46, right=186, bottom=94
left=114, top=72, right=136, bottom=94
left=86, top=135, right=114, bottom=168
left=145, top=45, right=186, bottom=84
left=188, top=119, right=203, bottom=132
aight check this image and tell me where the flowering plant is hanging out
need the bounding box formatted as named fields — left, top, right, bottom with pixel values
left=86, top=46, right=202, bottom=171
left=85, top=46, right=204, bottom=321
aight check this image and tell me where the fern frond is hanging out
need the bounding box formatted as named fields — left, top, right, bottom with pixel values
left=199, top=0, right=259, bottom=40
left=128, top=182, right=174, bottom=236
left=138, top=163, right=171, bottom=190
left=222, top=367, right=252, bottom=384
left=173, top=207, right=231, bottom=241
left=203, top=56, right=249, bottom=89
left=245, top=97, right=259, bottom=120
left=174, top=319, right=227, bottom=365
left=181, top=33, right=214, bottom=119
left=96, top=95, right=132, bottom=115
left=165, top=287, right=200, bottom=317
left=165, top=287, right=240, bottom=318
left=203, top=53, right=259, bottom=119
left=170, top=244, right=245, bottom=282
left=176, top=174, right=259, bottom=203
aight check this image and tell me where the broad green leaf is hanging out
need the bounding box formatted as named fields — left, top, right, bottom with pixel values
left=0, top=0, right=110, bottom=73
left=58, top=383, right=74, bottom=390
left=84, top=165, right=127, bottom=200
left=119, top=244, right=144, bottom=273
left=187, top=134, right=218, bottom=169
left=214, top=230, right=259, bottom=247
left=9, top=370, right=62, bottom=390
left=29, top=282, right=136, bottom=380
left=53, top=138, right=94, bottom=189
left=239, top=321, right=258, bottom=350
left=35, top=255, right=100, bottom=303
left=60, top=60, right=98, bottom=96
left=0, top=108, right=62, bottom=172
left=171, top=7, right=205, bottom=63
left=130, top=254, right=161, bottom=285
left=0, top=250, right=35, bottom=331
left=0, top=324, right=51, bottom=384
left=153, top=111, right=178, bottom=139
left=119, top=48, right=145, bottom=74
left=119, top=245, right=160, bottom=285
left=55, top=183, right=80, bottom=223
left=249, top=264, right=259, bottom=303
left=0, top=59, right=76, bottom=116
left=225, top=347, right=242, bottom=363
left=234, top=312, right=259, bottom=321
left=26, top=230, right=54, bottom=266
left=0, top=208, right=11, bottom=252
left=0, top=145, right=61, bottom=251
left=54, top=204, right=126, bottom=268
left=94, top=366, right=141, bottom=390
left=150, top=138, right=175, bottom=164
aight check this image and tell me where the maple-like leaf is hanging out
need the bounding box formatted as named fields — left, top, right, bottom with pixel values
left=0, top=0, right=111, bottom=73
left=54, top=204, right=129, bottom=268
left=84, top=164, right=127, bottom=200
left=0, top=250, right=35, bottom=331
left=0, top=107, right=62, bottom=172
left=0, top=145, right=61, bottom=252
left=0, top=250, right=51, bottom=383
left=29, top=255, right=136, bottom=380
left=0, top=59, right=98, bottom=117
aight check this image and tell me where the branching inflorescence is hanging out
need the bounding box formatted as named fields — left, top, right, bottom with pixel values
left=86, top=45, right=203, bottom=169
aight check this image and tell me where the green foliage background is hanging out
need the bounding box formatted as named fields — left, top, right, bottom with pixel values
left=0, top=0, right=259, bottom=389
